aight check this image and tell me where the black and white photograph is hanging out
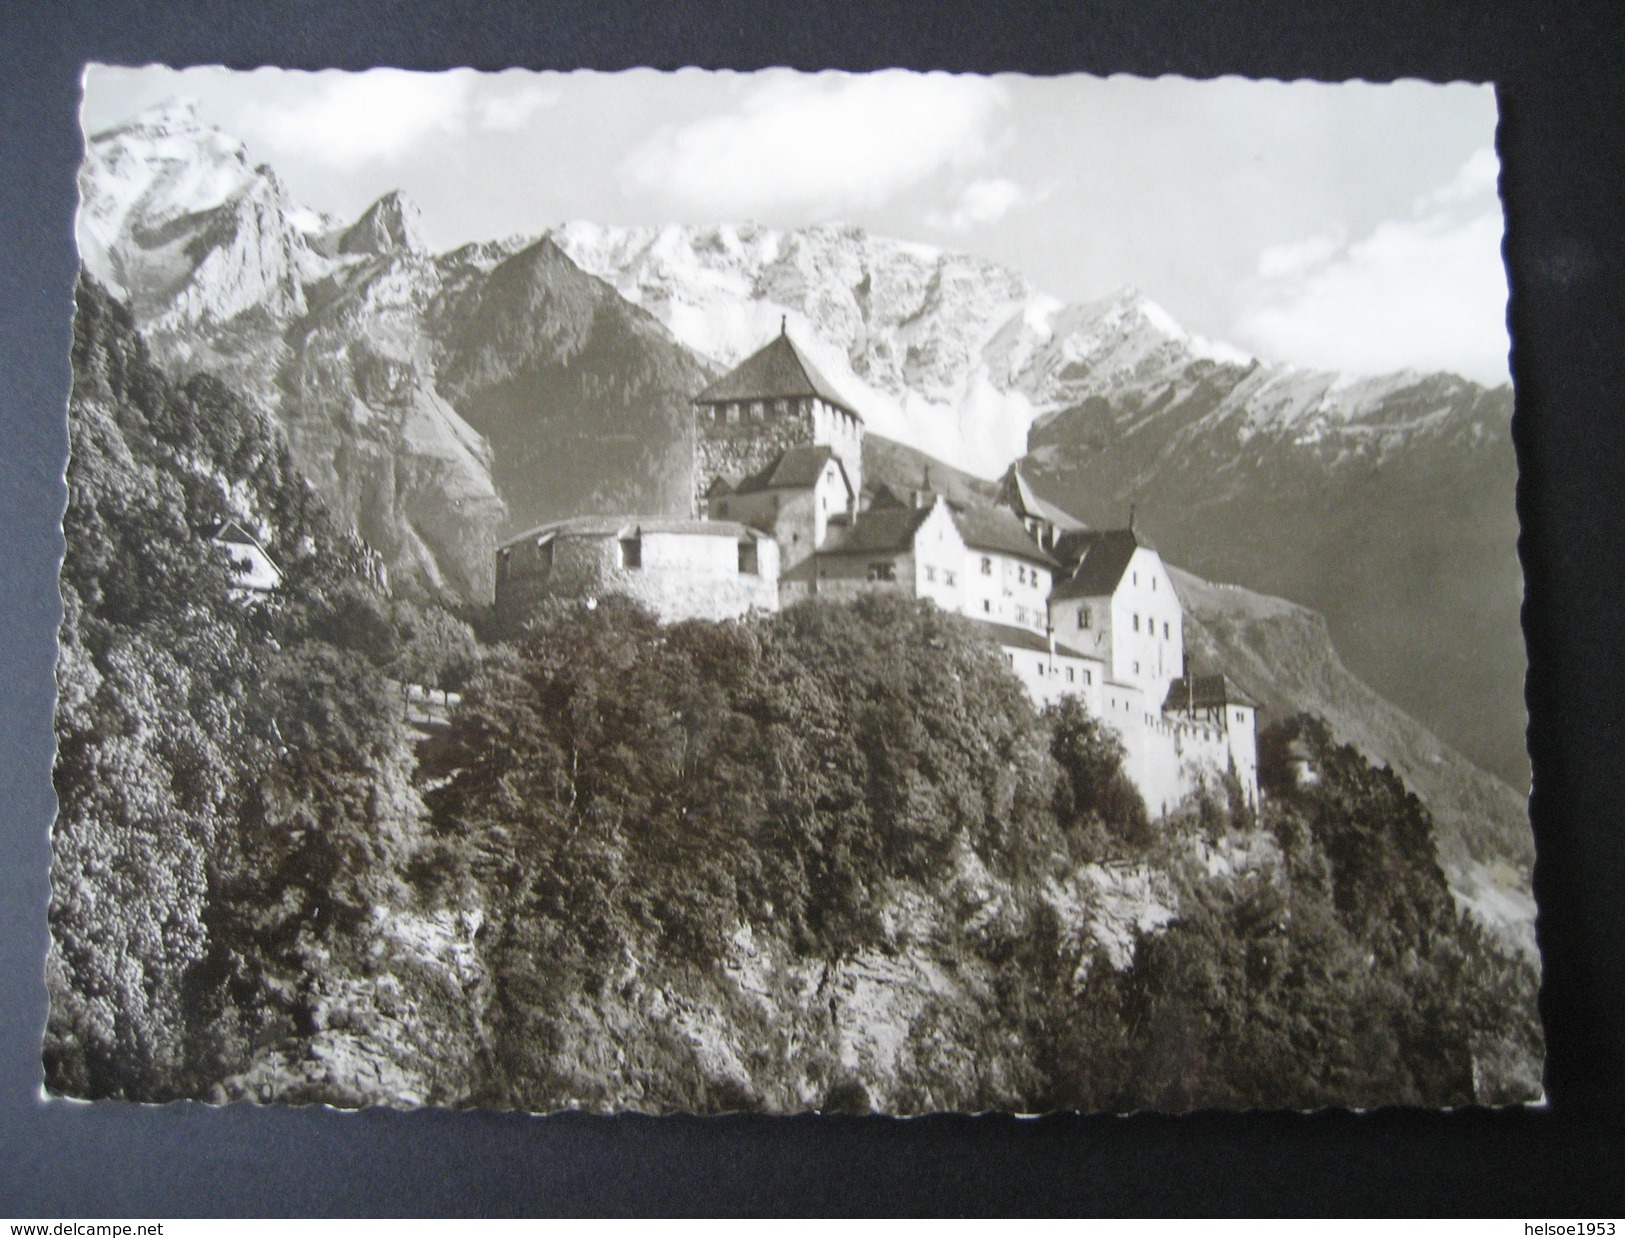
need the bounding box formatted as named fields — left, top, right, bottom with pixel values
left=48, top=65, right=1542, bottom=1114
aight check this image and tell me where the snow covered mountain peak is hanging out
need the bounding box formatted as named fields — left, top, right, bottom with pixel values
left=90, top=96, right=208, bottom=141
left=78, top=99, right=331, bottom=324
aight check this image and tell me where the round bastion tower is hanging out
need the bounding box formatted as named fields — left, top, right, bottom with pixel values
left=690, top=320, right=864, bottom=511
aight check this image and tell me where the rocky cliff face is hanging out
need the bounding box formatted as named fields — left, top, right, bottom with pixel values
left=553, top=220, right=1043, bottom=471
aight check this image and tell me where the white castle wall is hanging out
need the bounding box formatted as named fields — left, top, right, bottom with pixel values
left=497, top=523, right=780, bottom=625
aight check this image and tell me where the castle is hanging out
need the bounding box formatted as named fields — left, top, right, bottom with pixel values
left=495, top=323, right=1259, bottom=815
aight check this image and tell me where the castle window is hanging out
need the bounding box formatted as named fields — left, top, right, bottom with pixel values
left=1083, top=670, right=1092, bottom=684
left=1066, top=667, right=1075, bottom=683
left=1133, top=571, right=1139, bottom=585
left=1133, top=614, right=1140, bottom=632
left=1152, top=577, right=1157, bottom=591
left=738, top=542, right=758, bottom=575
left=716, top=501, right=729, bottom=518
left=1078, top=609, right=1091, bottom=629
left=1163, top=621, right=1170, bottom=639
left=981, top=556, right=993, bottom=575
left=619, top=536, right=642, bottom=569
left=750, top=400, right=764, bottom=420
left=1017, top=565, right=1026, bottom=584
left=774, top=398, right=787, bottom=415
left=982, top=599, right=992, bottom=614
left=944, top=570, right=957, bottom=586
left=726, top=403, right=740, bottom=425
left=1133, top=661, right=1140, bottom=675
left=925, top=565, right=937, bottom=582
left=867, top=561, right=896, bottom=582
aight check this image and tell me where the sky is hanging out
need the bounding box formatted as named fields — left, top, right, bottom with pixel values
left=81, top=67, right=1509, bottom=385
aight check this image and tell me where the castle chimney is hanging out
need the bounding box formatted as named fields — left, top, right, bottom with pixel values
left=780, top=314, right=787, bottom=336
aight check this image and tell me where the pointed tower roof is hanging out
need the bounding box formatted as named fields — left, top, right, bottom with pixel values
left=693, top=329, right=860, bottom=419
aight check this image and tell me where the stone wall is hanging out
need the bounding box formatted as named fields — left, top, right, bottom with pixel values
left=694, top=400, right=814, bottom=510
left=498, top=526, right=779, bottom=625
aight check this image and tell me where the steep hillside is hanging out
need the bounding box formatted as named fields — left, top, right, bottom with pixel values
left=861, top=433, right=998, bottom=509
left=1173, top=567, right=1534, bottom=957
left=430, top=238, right=713, bottom=537
left=1021, top=363, right=1524, bottom=790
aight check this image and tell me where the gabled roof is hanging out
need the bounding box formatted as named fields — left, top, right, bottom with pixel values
left=703, top=476, right=735, bottom=498
left=815, top=503, right=936, bottom=557
left=998, top=468, right=1088, bottom=532
left=1051, top=529, right=1149, bottom=599
left=693, top=330, right=860, bottom=418
left=207, top=518, right=263, bottom=548
left=1162, top=674, right=1261, bottom=713
left=951, top=505, right=1058, bottom=568
left=731, top=444, right=850, bottom=496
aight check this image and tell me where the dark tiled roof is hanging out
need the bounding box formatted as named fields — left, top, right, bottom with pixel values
left=703, top=476, right=735, bottom=497
left=816, top=504, right=934, bottom=556
left=951, top=505, right=1057, bottom=567
left=693, top=331, right=860, bottom=417
left=732, top=444, right=848, bottom=495
left=1051, top=529, right=1144, bottom=599
left=998, top=468, right=1088, bottom=532
left=499, top=516, right=763, bottom=549
left=1162, top=674, right=1261, bottom=713
left=970, top=619, right=1093, bottom=658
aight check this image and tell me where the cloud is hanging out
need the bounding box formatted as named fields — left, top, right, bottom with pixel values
left=621, top=72, right=1009, bottom=217
left=1255, top=229, right=1346, bottom=281
left=475, top=84, right=559, bottom=132
left=1232, top=148, right=1509, bottom=385
left=243, top=71, right=557, bottom=164
left=925, top=177, right=1042, bottom=232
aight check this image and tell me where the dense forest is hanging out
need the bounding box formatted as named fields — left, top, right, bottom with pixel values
left=45, top=276, right=1542, bottom=1111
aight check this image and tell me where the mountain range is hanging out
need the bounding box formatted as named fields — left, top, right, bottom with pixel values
left=73, top=100, right=1533, bottom=947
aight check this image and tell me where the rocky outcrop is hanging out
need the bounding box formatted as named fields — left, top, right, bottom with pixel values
left=1174, top=567, right=1535, bottom=958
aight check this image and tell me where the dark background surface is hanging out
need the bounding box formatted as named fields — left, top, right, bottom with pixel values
left=2, top=0, right=1623, bottom=1216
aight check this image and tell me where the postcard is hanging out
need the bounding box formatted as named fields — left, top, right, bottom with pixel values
left=49, top=66, right=1539, bottom=1112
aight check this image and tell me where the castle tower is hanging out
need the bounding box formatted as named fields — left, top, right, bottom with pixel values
left=691, top=321, right=864, bottom=512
